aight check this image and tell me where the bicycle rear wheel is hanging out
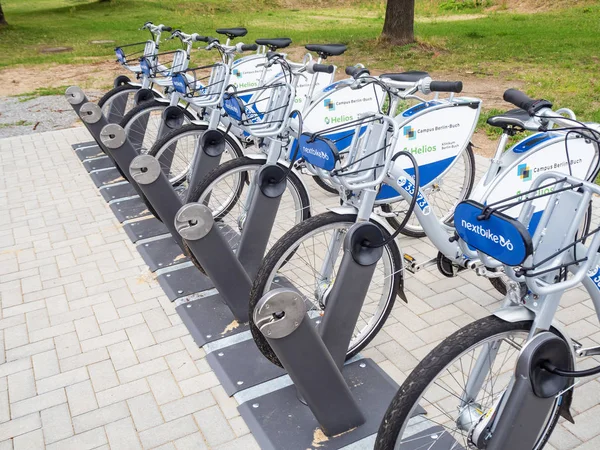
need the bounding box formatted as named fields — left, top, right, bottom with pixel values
left=383, top=143, right=476, bottom=238
left=375, top=316, right=564, bottom=450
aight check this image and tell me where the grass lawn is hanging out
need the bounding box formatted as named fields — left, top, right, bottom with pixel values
left=0, top=0, right=598, bottom=125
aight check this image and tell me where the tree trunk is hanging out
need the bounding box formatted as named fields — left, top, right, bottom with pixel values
left=381, top=0, right=415, bottom=45
left=0, top=2, right=8, bottom=27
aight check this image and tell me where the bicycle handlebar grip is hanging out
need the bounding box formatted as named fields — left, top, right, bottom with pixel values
left=240, top=44, right=258, bottom=52
left=503, top=89, right=536, bottom=112
left=313, top=64, right=335, bottom=74
left=161, top=26, right=172, bottom=32
left=345, top=66, right=359, bottom=77
left=430, top=81, right=463, bottom=93
left=196, top=35, right=211, bottom=43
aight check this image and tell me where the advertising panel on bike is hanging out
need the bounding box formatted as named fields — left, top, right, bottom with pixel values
left=230, top=55, right=280, bottom=102
left=476, top=133, right=598, bottom=232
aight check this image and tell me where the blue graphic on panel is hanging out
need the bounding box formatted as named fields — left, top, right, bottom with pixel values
left=140, top=58, right=151, bottom=76
left=454, top=201, right=533, bottom=266
left=115, top=48, right=126, bottom=64
left=223, top=94, right=244, bottom=122
left=512, top=132, right=557, bottom=154
left=297, top=134, right=338, bottom=171
left=401, top=101, right=441, bottom=118
left=171, top=74, right=187, bottom=94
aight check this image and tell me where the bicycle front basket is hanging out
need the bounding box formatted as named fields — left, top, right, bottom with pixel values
left=298, top=133, right=339, bottom=171
left=454, top=200, right=533, bottom=266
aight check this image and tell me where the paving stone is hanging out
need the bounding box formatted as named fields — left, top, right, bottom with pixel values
left=174, top=432, right=209, bottom=450
left=74, top=316, right=101, bottom=341
left=66, top=380, right=98, bottom=417
left=105, top=417, right=142, bottom=450
left=138, top=415, right=198, bottom=449
left=46, top=426, right=107, bottom=450
left=72, top=401, right=129, bottom=434
left=193, top=406, right=235, bottom=447
left=160, top=391, right=216, bottom=422
left=0, top=413, right=41, bottom=441
left=7, top=369, right=35, bottom=403
left=6, top=339, right=54, bottom=362
left=36, top=367, right=88, bottom=394
left=11, top=389, right=66, bottom=419
left=95, top=378, right=149, bottom=408
left=125, top=323, right=156, bottom=350
left=147, top=371, right=183, bottom=405
left=40, top=403, right=73, bottom=444
left=117, top=358, right=168, bottom=384
left=127, top=393, right=164, bottom=432
left=12, top=428, right=44, bottom=450
left=59, top=347, right=109, bottom=372
left=166, top=350, right=200, bottom=382
left=0, top=392, right=9, bottom=424
left=107, top=341, right=138, bottom=371
left=32, top=349, right=60, bottom=380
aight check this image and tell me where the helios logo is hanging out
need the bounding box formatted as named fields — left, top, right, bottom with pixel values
left=324, top=114, right=353, bottom=125
left=460, top=220, right=514, bottom=250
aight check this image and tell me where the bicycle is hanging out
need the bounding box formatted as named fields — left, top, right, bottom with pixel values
left=375, top=162, right=600, bottom=449
left=98, top=22, right=173, bottom=123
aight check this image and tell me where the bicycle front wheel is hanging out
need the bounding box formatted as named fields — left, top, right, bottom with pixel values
left=375, top=316, right=564, bottom=450
left=248, top=212, right=403, bottom=367
left=120, top=100, right=196, bottom=155
left=98, top=84, right=150, bottom=124
left=383, top=143, right=476, bottom=238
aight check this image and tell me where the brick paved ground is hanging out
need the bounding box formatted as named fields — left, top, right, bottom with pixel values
left=0, top=128, right=599, bottom=449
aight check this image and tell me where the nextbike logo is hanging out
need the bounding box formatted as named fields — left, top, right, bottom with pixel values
left=302, top=145, right=329, bottom=160
left=403, top=125, right=416, bottom=140
left=517, top=163, right=532, bottom=181
left=324, top=98, right=335, bottom=111
left=460, top=220, right=514, bottom=251
left=324, top=114, right=354, bottom=125
left=232, top=69, right=242, bottom=79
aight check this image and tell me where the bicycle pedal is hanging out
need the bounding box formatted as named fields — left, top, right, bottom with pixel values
left=576, top=344, right=600, bottom=358
left=403, top=254, right=418, bottom=274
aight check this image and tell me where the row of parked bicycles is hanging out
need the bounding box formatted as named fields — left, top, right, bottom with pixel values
left=68, top=21, right=600, bottom=449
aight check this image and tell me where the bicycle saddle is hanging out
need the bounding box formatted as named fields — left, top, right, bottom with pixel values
left=255, top=38, right=292, bottom=50
left=380, top=71, right=430, bottom=82
left=305, top=44, right=347, bottom=58
left=487, top=108, right=531, bottom=131
left=216, top=28, right=248, bottom=38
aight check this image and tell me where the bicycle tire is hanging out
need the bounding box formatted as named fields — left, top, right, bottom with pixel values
left=375, top=316, right=564, bottom=450
left=248, top=212, right=402, bottom=368
left=183, top=157, right=311, bottom=273
left=383, top=143, right=476, bottom=238
left=97, top=84, right=151, bottom=123
left=119, top=100, right=196, bottom=155
left=148, top=123, right=244, bottom=185
left=312, top=175, right=338, bottom=195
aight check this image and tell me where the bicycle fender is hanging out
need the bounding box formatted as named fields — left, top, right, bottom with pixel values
left=493, top=306, right=575, bottom=423
left=113, top=75, right=131, bottom=88
left=327, top=206, right=407, bottom=303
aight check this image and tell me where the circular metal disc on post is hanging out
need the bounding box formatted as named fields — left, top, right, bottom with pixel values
left=65, top=86, right=86, bottom=105
left=79, top=102, right=103, bottom=124
left=129, top=155, right=161, bottom=185
left=174, top=203, right=214, bottom=240
left=100, top=124, right=127, bottom=149
left=253, top=288, right=306, bottom=339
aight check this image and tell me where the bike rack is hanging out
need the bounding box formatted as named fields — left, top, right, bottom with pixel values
left=485, top=332, right=571, bottom=450
left=173, top=164, right=287, bottom=343
left=238, top=222, right=399, bottom=449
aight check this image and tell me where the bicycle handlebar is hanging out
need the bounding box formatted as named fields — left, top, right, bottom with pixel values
left=238, top=43, right=259, bottom=52
left=308, top=62, right=335, bottom=74
left=428, top=80, right=463, bottom=93
left=503, top=89, right=553, bottom=115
